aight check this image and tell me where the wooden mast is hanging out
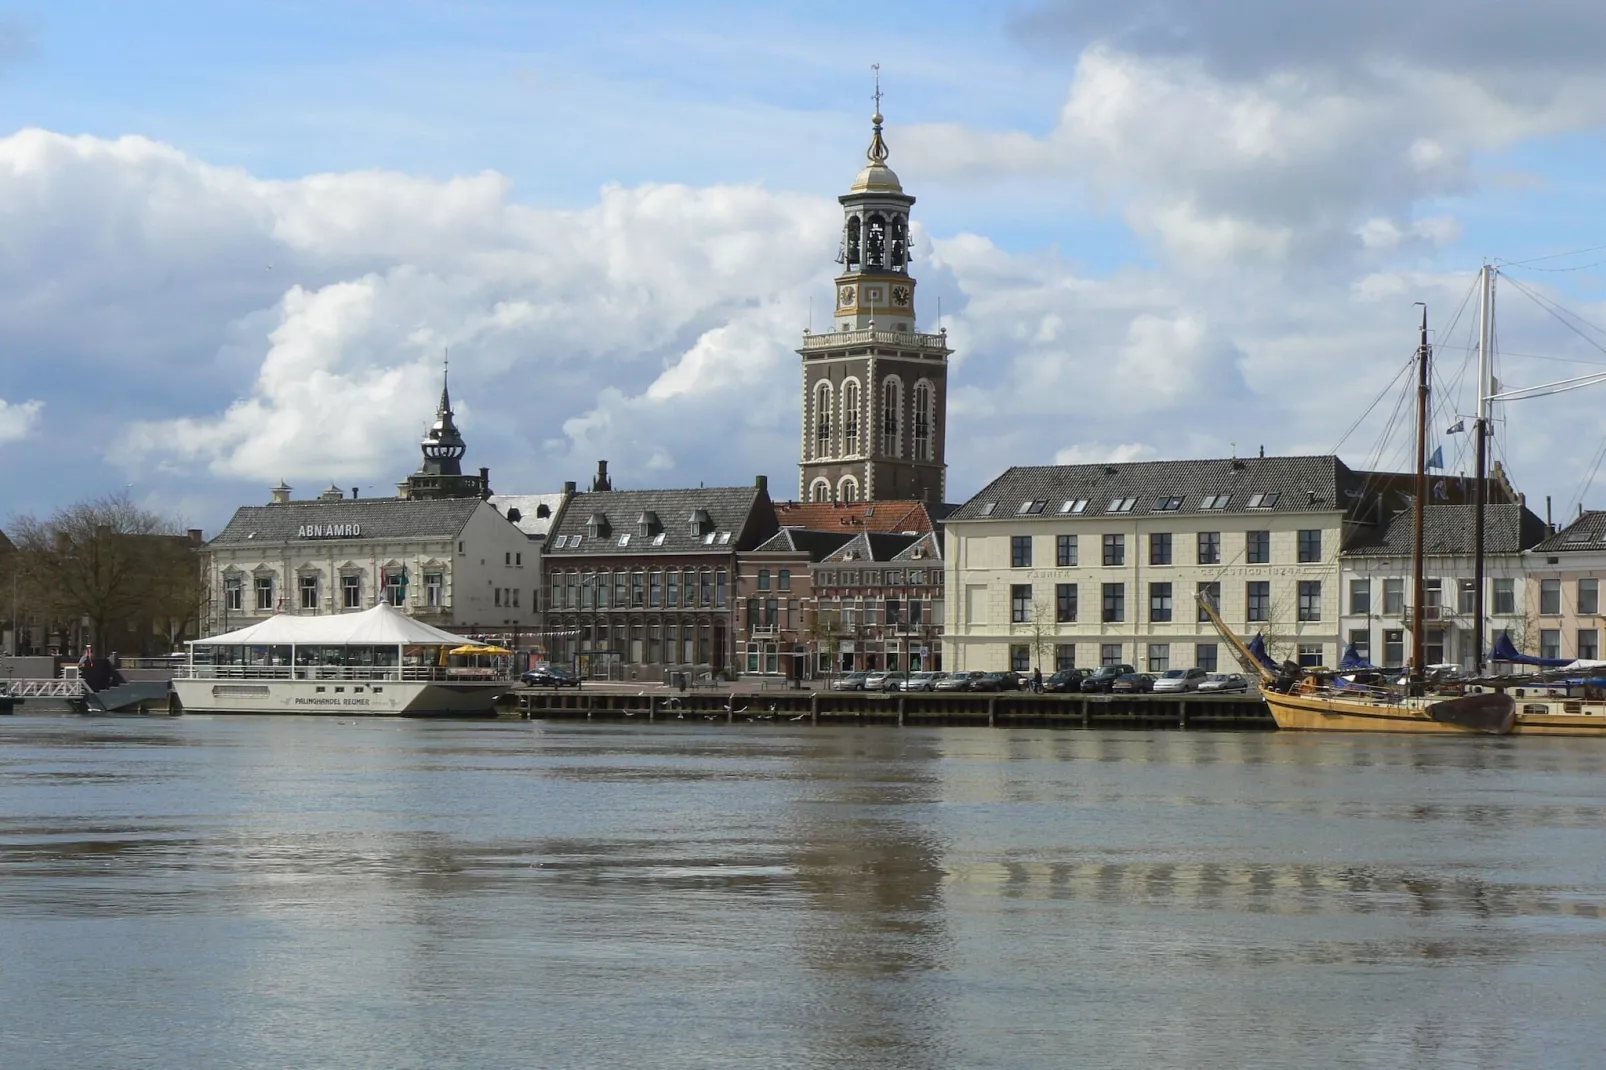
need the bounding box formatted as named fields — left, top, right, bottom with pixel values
left=1472, top=265, right=1494, bottom=674
left=1412, top=305, right=1429, bottom=684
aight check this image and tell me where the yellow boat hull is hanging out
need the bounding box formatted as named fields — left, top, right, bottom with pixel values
left=1264, top=690, right=1606, bottom=736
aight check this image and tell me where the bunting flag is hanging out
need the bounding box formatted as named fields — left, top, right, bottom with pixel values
left=1446, top=419, right=1465, bottom=434
left=1426, top=445, right=1444, bottom=470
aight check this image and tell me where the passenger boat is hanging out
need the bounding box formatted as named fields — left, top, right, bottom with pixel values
left=171, top=602, right=515, bottom=716
left=1202, top=274, right=1606, bottom=736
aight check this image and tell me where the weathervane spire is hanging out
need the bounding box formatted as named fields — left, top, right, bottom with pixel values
left=867, top=63, right=889, bottom=166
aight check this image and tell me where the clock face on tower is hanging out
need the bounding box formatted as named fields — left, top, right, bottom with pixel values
left=838, top=285, right=855, bottom=308
left=890, top=285, right=911, bottom=307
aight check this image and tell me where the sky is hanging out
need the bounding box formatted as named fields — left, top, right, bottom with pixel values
left=5, top=0, right=1606, bottom=533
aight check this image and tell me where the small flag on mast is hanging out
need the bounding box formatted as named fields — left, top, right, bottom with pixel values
left=1426, top=445, right=1445, bottom=470
left=1446, top=419, right=1465, bottom=434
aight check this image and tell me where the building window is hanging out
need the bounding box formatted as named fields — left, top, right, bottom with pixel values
left=1541, top=578, right=1562, bottom=616
left=1149, top=532, right=1172, bottom=566
left=631, top=572, right=645, bottom=608
left=253, top=574, right=275, bottom=611
left=494, top=588, right=502, bottom=607
left=1011, top=536, right=1033, bottom=568
left=1011, top=584, right=1033, bottom=623
left=1056, top=534, right=1078, bottom=567
left=842, top=379, right=860, bottom=455
left=1101, top=583, right=1125, bottom=623
left=814, top=380, right=832, bottom=455
left=1246, top=531, right=1270, bottom=564
left=881, top=377, right=901, bottom=456
left=1247, top=581, right=1270, bottom=622
left=580, top=572, right=595, bottom=610
left=1147, top=644, right=1170, bottom=672
left=716, top=570, right=728, bottom=608
left=1010, top=645, right=1031, bottom=672
left=1102, top=534, right=1125, bottom=567
left=912, top=380, right=933, bottom=461
left=385, top=571, right=405, bottom=606
left=1197, top=582, right=1220, bottom=622
left=1298, top=580, right=1322, bottom=622
left=1100, top=644, right=1123, bottom=667
left=1349, top=579, right=1370, bottom=615
left=1427, top=626, right=1446, bottom=664
left=1149, top=582, right=1173, bottom=623
left=298, top=575, right=317, bottom=610
left=1195, top=643, right=1218, bottom=671
left=1384, top=629, right=1405, bottom=665
left=650, top=571, right=663, bottom=607
left=1458, top=579, right=1476, bottom=614
left=343, top=574, right=361, bottom=609
left=1493, top=578, right=1515, bottom=615
left=1541, top=629, right=1562, bottom=661
left=1055, top=644, right=1076, bottom=671
left=1056, top=583, right=1077, bottom=623
left=757, top=569, right=771, bottom=591
left=615, top=571, right=629, bottom=608
left=779, top=569, right=791, bottom=591
left=565, top=572, right=578, bottom=609
left=1298, top=643, right=1323, bottom=667
left=1348, top=628, right=1370, bottom=663
left=425, top=572, right=443, bottom=607
left=885, top=599, right=902, bottom=628
left=1384, top=578, right=1405, bottom=615
left=1424, top=578, right=1442, bottom=610
left=1580, top=629, right=1600, bottom=660
left=701, top=570, right=713, bottom=607
left=1297, top=529, right=1322, bottom=563
left=223, top=575, right=243, bottom=612
left=1197, top=532, right=1220, bottom=565
left=665, top=570, right=678, bottom=608
left=1581, top=579, right=1600, bottom=616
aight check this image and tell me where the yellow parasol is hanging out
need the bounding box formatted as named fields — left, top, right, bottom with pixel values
left=449, top=643, right=513, bottom=655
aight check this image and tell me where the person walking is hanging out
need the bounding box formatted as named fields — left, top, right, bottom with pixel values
left=1031, top=666, right=1043, bottom=694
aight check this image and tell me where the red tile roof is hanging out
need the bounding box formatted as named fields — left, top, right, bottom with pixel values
left=771, top=500, right=935, bottom=534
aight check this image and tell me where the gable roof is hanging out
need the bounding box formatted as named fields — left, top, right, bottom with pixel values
left=749, top=528, right=858, bottom=559
left=1343, top=504, right=1549, bottom=557
left=819, top=531, right=922, bottom=563
left=210, top=497, right=484, bottom=546
left=1534, top=510, right=1606, bottom=553
left=891, top=531, right=943, bottom=563
left=772, top=499, right=937, bottom=534
left=948, top=455, right=1356, bottom=522
left=543, top=485, right=777, bottom=556
left=487, top=493, right=567, bottom=538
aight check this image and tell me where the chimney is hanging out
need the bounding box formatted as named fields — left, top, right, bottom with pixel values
left=351, top=487, right=358, bottom=499
left=480, top=466, right=491, bottom=500
left=187, top=528, right=204, bottom=544
left=1547, top=495, right=1553, bottom=530
left=755, top=474, right=768, bottom=496
left=270, top=481, right=291, bottom=504
left=563, top=480, right=577, bottom=497
left=1258, top=444, right=1265, bottom=459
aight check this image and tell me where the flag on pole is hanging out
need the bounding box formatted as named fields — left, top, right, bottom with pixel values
left=1446, top=419, right=1465, bottom=434
left=1426, top=445, right=1444, bottom=469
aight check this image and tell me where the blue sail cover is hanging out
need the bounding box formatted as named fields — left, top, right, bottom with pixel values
left=1490, top=632, right=1571, bottom=668
left=1337, top=643, right=1374, bottom=671
left=1246, top=634, right=1281, bottom=672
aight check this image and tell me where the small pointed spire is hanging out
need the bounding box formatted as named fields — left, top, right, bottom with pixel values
left=867, top=63, right=889, bottom=166
left=438, top=349, right=452, bottom=416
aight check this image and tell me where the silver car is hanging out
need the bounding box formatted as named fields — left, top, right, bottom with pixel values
left=900, top=671, right=943, bottom=692
left=1152, top=667, right=1209, bottom=693
left=1197, top=672, right=1252, bottom=693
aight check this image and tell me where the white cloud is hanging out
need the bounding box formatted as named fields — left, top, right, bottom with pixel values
left=0, top=396, right=42, bottom=445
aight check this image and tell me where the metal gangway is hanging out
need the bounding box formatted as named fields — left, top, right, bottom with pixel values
left=1, top=678, right=88, bottom=699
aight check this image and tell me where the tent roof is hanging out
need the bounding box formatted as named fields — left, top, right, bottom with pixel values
left=191, top=602, right=474, bottom=647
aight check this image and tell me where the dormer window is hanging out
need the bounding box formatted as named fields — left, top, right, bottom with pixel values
left=1155, top=496, right=1184, bottom=512
left=689, top=508, right=713, bottom=537
left=1246, top=492, right=1280, bottom=510
left=586, top=512, right=611, bottom=538
left=536, top=503, right=551, bottom=518
left=1059, top=499, right=1090, bottom=514
left=1108, top=498, right=1137, bottom=513
left=637, top=510, right=660, bottom=537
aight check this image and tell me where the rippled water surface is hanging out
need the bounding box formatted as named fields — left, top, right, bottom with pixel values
left=3, top=715, right=1606, bottom=1069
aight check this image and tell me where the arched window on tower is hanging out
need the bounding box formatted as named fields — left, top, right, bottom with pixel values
left=865, top=214, right=887, bottom=268
left=913, top=380, right=933, bottom=461
left=810, top=479, right=832, bottom=503
left=890, top=216, right=908, bottom=270
left=814, top=380, right=833, bottom=457
left=838, top=476, right=859, bottom=503
left=881, top=377, right=901, bottom=457
left=842, top=379, right=860, bottom=456
left=845, top=216, right=861, bottom=269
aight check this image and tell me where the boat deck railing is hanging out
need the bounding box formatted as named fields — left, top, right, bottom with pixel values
left=174, top=665, right=512, bottom=683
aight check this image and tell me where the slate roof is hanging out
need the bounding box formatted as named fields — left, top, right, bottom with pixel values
left=543, top=486, right=777, bottom=556
left=1534, top=510, right=1606, bottom=553
left=748, top=528, right=858, bottom=560
left=487, top=493, right=566, bottom=539
left=773, top=500, right=937, bottom=534
left=1343, top=504, right=1549, bottom=557
left=209, top=496, right=485, bottom=546
left=819, top=531, right=922, bottom=563
left=890, top=531, right=943, bottom=563
left=948, top=455, right=1359, bottom=522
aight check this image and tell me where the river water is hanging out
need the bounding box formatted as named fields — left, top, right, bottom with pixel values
left=2, top=715, right=1604, bottom=1069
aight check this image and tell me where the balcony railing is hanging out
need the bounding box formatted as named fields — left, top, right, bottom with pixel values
left=800, top=327, right=949, bottom=353
left=175, top=665, right=511, bottom=683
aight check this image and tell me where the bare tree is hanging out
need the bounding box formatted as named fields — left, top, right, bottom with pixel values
left=1027, top=596, right=1057, bottom=676
left=10, top=492, right=199, bottom=655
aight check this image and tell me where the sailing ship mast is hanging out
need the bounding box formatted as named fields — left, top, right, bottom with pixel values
left=1471, top=264, right=1495, bottom=674
left=1411, top=306, right=1429, bottom=686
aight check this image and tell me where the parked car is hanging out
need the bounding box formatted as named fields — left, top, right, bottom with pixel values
left=1080, top=665, right=1138, bottom=693
left=935, top=671, right=982, bottom=692
left=522, top=664, right=581, bottom=688
left=877, top=671, right=911, bottom=691
left=1045, top=668, right=1092, bottom=693
left=1110, top=672, right=1156, bottom=694
left=969, top=671, right=1020, bottom=692
left=831, top=671, right=869, bottom=691
left=1152, top=667, right=1209, bottom=693
left=1197, top=672, right=1252, bottom=693
left=901, top=671, right=943, bottom=692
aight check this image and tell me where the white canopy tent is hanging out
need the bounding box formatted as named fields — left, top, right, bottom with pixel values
left=191, top=602, right=474, bottom=647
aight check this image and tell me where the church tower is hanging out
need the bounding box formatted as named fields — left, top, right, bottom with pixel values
left=798, top=79, right=949, bottom=504
left=400, top=366, right=491, bottom=500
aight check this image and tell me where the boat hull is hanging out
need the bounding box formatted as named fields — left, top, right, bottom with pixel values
left=1264, top=690, right=1606, bottom=736
left=171, top=677, right=511, bottom=717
